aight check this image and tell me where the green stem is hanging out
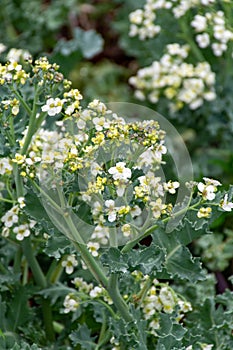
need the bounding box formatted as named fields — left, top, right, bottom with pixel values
left=46, top=260, right=63, bottom=284
left=96, top=312, right=111, bottom=349
left=20, top=86, right=42, bottom=155
left=13, top=247, right=22, bottom=274
left=21, top=238, right=55, bottom=341
left=74, top=241, right=108, bottom=288
left=22, top=238, right=47, bottom=288
left=11, top=87, right=31, bottom=116
left=121, top=198, right=201, bottom=253
left=107, top=274, right=133, bottom=322
left=41, top=298, right=56, bottom=342
left=13, top=163, right=25, bottom=198
left=9, top=114, right=16, bottom=144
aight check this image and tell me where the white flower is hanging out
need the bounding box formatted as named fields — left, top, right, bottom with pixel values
left=201, top=345, right=214, bottom=350
left=198, top=182, right=216, bottom=200
left=212, top=42, right=227, bottom=56
left=18, top=197, right=26, bottom=208
left=220, top=194, right=233, bottom=212
left=13, top=224, right=30, bottom=241
left=131, top=205, right=142, bottom=218
left=41, top=98, right=64, bottom=116
left=90, top=286, right=103, bottom=298
left=196, top=33, right=210, bottom=48
left=164, top=181, right=180, bottom=194
left=198, top=178, right=221, bottom=201
left=105, top=200, right=117, bottom=222
left=129, top=9, right=144, bottom=25
left=7, top=61, right=22, bottom=71
left=93, top=117, right=110, bottom=131
left=0, top=157, right=12, bottom=175
left=108, top=162, right=131, bottom=181
left=0, top=43, right=6, bottom=54
left=1, top=205, right=19, bottom=227
left=63, top=294, right=79, bottom=313
left=191, top=15, right=207, bottom=32
left=90, top=162, right=102, bottom=176
left=61, top=254, right=78, bottom=274
left=203, top=177, right=221, bottom=187
left=122, top=224, right=131, bottom=237
left=87, top=242, right=100, bottom=257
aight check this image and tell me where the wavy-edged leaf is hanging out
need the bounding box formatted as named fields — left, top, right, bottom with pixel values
left=69, top=324, right=97, bottom=349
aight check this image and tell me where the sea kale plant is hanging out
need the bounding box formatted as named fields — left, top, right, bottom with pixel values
left=0, top=56, right=233, bottom=349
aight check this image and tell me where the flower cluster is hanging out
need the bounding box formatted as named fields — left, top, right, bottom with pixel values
left=0, top=58, right=29, bottom=85
left=129, top=44, right=216, bottom=110
left=196, top=177, right=233, bottom=219
left=129, top=0, right=216, bottom=40
left=133, top=272, right=192, bottom=335
left=129, top=8, right=160, bottom=40
left=1, top=198, right=36, bottom=241
left=5, top=62, right=183, bottom=252
left=63, top=277, right=113, bottom=314
left=191, top=11, right=233, bottom=56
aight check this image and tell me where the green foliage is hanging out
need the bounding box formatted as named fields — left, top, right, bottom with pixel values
left=0, top=2, right=233, bottom=347
left=69, top=324, right=97, bottom=349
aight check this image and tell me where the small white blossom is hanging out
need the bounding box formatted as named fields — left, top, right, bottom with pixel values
left=41, top=98, right=64, bottom=116
left=164, top=181, right=180, bottom=194
left=196, top=33, right=210, bottom=48
left=90, top=286, right=103, bottom=298
left=93, top=116, right=110, bottom=131
left=1, top=205, right=19, bottom=227
left=220, top=194, right=233, bottom=212
left=0, top=43, right=6, bottom=54
left=13, top=223, right=30, bottom=241
left=198, top=182, right=218, bottom=201
left=0, top=157, right=13, bottom=175
left=61, top=254, right=78, bottom=274
left=18, top=197, right=26, bottom=208
left=108, top=162, right=131, bottom=181
left=203, top=177, right=221, bottom=187
left=63, top=294, right=79, bottom=313
left=122, top=224, right=131, bottom=237
left=105, top=200, right=117, bottom=222
left=87, top=241, right=100, bottom=257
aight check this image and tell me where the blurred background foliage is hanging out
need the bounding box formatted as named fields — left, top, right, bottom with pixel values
left=0, top=0, right=232, bottom=291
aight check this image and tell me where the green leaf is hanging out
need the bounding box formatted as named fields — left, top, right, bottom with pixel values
left=43, top=231, right=71, bottom=259
left=152, top=227, right=205, bottom=281
left=69, top=324, right=97, bottom=349
left=54, top=28, right=103, bottom=59
left=127, top=244, right=165, bottom=274
left=73, top=28, right=104, bottom=59
left=101, top=244, right=165, bottom=275
left=101, top=247, right=128, bottom=274
left=110, top=309, right=148, bottom=350
left=38, top=283, right=75, bottom=304
left=12, top=342, right=43, bottom=350
left=8, top=286, right=31, bottom=331
left=156, top=314, right=187, bottom=349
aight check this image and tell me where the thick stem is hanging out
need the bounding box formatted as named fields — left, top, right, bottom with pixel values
left=22, top=238, right=55, bottom=341
left=107, top=274, right=133, bottom=323
left=41, top=299, right=56, bottom=342
left=74, top=241, right=108, bottom=288
left=22, top=238, right=47, bottom=288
